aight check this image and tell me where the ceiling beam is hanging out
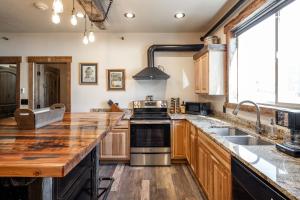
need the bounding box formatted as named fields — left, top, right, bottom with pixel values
left=77, top=0, right=106, bottom=30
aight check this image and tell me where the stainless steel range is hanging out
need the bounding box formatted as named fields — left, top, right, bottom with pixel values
left=130, top=100, right=171, bottom=166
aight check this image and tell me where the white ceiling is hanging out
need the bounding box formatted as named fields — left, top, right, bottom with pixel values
left=0, top=0, right=238, bottom=33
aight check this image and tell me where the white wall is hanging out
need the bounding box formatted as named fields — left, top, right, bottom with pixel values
left=0, top=32, right=202, bottom=112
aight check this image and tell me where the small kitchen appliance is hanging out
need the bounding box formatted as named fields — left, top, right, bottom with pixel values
left=130, top=100, right=171, bottom=166
left=275, top=109, right=300, bottom=157
left=185, top=102, right=211, bottom=115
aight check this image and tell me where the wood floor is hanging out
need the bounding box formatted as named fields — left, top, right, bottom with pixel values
left=99, top=164, right=205, bottom=200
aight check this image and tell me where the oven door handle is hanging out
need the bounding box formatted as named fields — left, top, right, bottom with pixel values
left=130, top=120, right=171, bottom=124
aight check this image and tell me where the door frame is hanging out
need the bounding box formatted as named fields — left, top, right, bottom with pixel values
left=27, top=56, right=72, bottom=112
left=0, top=56, right=22, bottom=109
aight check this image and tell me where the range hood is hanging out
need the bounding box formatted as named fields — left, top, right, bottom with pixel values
left=133, top=44, right=204, bottom=80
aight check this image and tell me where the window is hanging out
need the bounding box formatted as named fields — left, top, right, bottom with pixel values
left=229, top=0, right=300, bottom=107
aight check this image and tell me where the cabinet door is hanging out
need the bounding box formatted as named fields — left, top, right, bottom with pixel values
left=100, top=129, right=129, bottom=160
left=200, top=52, right=209, bottom=93
left=197, top=137, right=207, bottom=192
left=190, top=125, right=197, bottom=172
left=194, top=58, right=201, bottom=93
left=172, top=120, right=186, bottom=159
left=211, top=155, right=231, bottom=200
left=186, top=122, right=191, bottom=164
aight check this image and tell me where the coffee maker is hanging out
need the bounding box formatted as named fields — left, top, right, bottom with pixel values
left=275, top=109, right=300, bottom=157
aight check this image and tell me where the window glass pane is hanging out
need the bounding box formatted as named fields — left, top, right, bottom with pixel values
left=278, top=0, right=300, bottom=104
left=237, top=15, right=276, bottom=104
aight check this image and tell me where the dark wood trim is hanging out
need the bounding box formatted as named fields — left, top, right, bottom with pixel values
left=27, top=57, right=72, bottom=112
left=0, top=56, right=22, bottom=109
left=224, top=0, right=267, bottom=34
left=0, top=56, right=22, bottom=64
left=27, top=56, right=72, bottom=63
left=224, top=102, right=275, bottom=116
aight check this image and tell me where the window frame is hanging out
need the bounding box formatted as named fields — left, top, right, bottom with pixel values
left=225, top=0, right=300, bottom=110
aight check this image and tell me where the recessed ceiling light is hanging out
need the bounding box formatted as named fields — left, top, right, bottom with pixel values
left=76, top=11, right=84, bottom=18
left=174, top=12, right=185, bottom=19
left=124, top=12, right=135, bottom=19
left=33, top=1, right=49, bottom=11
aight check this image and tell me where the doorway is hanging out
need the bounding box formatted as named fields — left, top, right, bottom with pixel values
left=28, top=57, right=72, bottom=112
left=0, top=57, right=21, bottom=118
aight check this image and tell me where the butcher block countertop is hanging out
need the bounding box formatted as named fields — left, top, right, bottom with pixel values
left=0, top=112, right=124, bottom=178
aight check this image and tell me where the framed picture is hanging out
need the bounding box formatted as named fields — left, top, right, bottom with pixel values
left=107, top=69, right=125, bottom=91
left=79, top=63, right=98, bottom=85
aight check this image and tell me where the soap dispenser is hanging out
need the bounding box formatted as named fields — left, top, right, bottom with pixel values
left=268, top=118, right=278, bottom=140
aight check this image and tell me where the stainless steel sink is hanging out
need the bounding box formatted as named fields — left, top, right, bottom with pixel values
left=208, top=127, right=249, bottom=136
left=224, top=136, right=273, bottom=145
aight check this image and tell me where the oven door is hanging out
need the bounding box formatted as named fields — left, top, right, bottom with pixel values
left=130, top=120, right=170, bottom=152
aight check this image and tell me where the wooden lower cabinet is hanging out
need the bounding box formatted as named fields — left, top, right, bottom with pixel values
left=172, top=120, right=186, bottom=159
left=100, top=120, right=130, bottom=161
left=190, top=125, right=197, bottom=172
left=196, top=128, right=231, bottom=200
left=186, top=122, right=191, bottom=164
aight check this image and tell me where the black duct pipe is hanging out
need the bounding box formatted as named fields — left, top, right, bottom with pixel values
left=147, top=44, right=203, bottom=68
left=200, top=0, right=247, bottom=41
left=133, top=44, right=204, bottom=80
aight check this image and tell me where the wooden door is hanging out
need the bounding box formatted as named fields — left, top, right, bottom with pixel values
left=211, top=155, right=231, bottom=200
left=200, top=53, right=209, bottom=93
left=194, top=58, right=201, bottom=93
left=0, top=66, right=16, bottom=118
left=172, top=120, right=186, bottom=159
left=186, top=122, right=191, bottom=164
left=100, top=129, right=129, bottom=160
left=44, top=67, right=60, bottom=107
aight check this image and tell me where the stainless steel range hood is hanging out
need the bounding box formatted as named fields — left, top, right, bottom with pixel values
left=133, top=44, right=204, bottom=80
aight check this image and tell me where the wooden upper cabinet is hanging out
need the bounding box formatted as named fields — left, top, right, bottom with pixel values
left=100, top=120, right=130, bottom=161
left=172, top=120, right=186, bottom=159
left=193, top=44, right=226, bottom=95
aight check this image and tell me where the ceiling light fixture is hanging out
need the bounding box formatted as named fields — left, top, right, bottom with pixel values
left=52, top=0, right=63, bottom=13
left=124, top=12, right=135, bottom=19
left=70, top=0, right=77, bottom=26
left=33, top=1, right=49, bottom=11
left=83, top=14, right=89, bottom=45
left=174, top=12, right=185, bottom=19
left=76, top=11, right=84, bottom=18
left=88, top=1, right=95, bottom=42
left=52, top=12, right=61, bottom=24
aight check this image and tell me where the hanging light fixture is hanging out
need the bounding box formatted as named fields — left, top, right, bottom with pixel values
left=88, top=1, right=95, bottom=42
left=52, top=12, right=61, bottom=24
left=52, top=0, right=63, bottom=13
left=83, top=14, right=89, bottom=45
left=70, top=0, right=77, bottom=26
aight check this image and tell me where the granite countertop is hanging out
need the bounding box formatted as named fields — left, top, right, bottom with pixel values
left=170, top=113, right=300, bottom=200
left=0, top=112, right=124, bottom=177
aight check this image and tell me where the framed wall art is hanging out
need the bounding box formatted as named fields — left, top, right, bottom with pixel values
left=79, top=63, right=98, bottom=85
left=107, top=69, right=125, bottom=91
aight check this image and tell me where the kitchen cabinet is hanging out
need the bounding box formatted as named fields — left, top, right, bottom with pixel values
left=190, top=124, right=197, bottom=172
left=172, top=120, right=186, bottom=159
left=196, top=129, right=231, bottom=200
left=100, top=120, right=130, bottom=161
left=186, top=122, right=191, bottom=164
left=193, top=44, right=226, bottom=95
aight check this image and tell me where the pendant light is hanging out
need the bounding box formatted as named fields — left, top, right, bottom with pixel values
left=83, top=14, right=89, bottom=45
left=52, top=12, right=61, bottom=24
left=88, top=1, right=95, bottom=42
left=52, top=0, right=63, bottom=14
left=70, top=0, right=77, bottom=26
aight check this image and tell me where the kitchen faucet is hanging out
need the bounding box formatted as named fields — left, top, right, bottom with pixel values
left=232, top=100, right=263, bottom=134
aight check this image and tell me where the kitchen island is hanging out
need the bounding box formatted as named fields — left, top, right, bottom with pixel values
left=0, top=112, right=124, bottom=200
